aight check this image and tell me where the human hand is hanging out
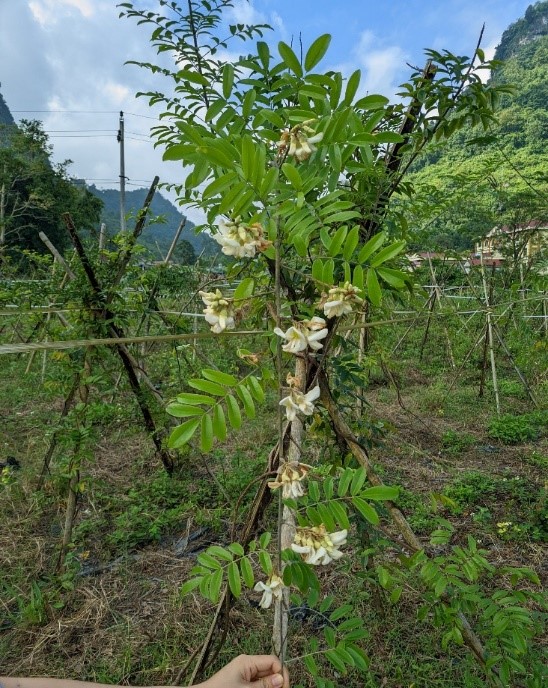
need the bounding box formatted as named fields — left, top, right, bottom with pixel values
left=197, top=654, right=289, bottom=688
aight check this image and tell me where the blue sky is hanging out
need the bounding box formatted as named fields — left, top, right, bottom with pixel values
left=0, top=0, right=534, bottom=221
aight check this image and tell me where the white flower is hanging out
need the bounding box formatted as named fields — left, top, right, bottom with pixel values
left=215, top=217, right=271, bottom=258
left=301, top=317, right=328, bottom=350
left=268, top=461, right=312, bottom=499
left=321, top=282, right=363, bottom=318
left=274, top=318, right=328, bottom=354
left=279, top=121, right=324, bottom=163
left=279, top=385, right=320, bottom=421
left=199, top=289, right=235, bottom=334
left=273, top=325, right=308, bottom=354
left=323, top=298, right=353, bottom=318
left=253, top=573, right=284, bottom=609
left=291, top=525, right=347, bottom=566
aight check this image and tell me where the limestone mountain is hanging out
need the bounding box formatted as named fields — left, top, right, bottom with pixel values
left=0, top=91, right=15, bottom=127
left=405, top=1, right=548, bottom=250
left=88, top=185, right=217, bottom=259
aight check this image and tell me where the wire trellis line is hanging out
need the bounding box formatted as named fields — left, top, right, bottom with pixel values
left=0, top=330, right=266, bottom=356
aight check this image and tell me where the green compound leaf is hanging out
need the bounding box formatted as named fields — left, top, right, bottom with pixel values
left=237, top=384, right=255, bottom=419
left=342, top=225, right=360, bottom=261
left=369, top=240, right=406, bottom=267
left=200, top=413, right=213, bottom=452
left=168, top=417, right=200, bottom=449
left=208, top=567, right=224, bottom=603
left=358, top=231, right=386, bottom=263
left=176, top=393, right=216, bottom=406
left=233, top=278, right=255, bottom=302
left=166, top=403, right=203, bottom=418
left=360, top=485, right=399, bottom=501
left=352, top=497, right=379, bottom=525
left=227, top=561, right=242, bottom=598
left=222, top=63, right=234, bottom=98
left=248, top=376, right=265, bottom=402
left=202, top=369, right=238, bottom=386
left=366, top=268, right=382, bottom=307
left=304, top=33, right=331, bottom=71
left=212, top=404, right=227, bottom=441
left=188, top=379, right=226, bottom=396
left=278, top=41, right=303, bottom=76
left=344, top=69, right=361, bottom=105
left=180, top=577, right=202, bottom=597
left=328, top=225, right=348, bottom=257
left=282, top=163, right=303, bottom=190
left=240, top=556, right=255, bottom=588
left=226, top=395, right=242, bottom=429
left=337, top=467, right=354, bottom=497
left=350, top=467, right=367, bottom=495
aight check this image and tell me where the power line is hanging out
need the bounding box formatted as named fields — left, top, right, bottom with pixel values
left=11, top=109, right=162, bottom=121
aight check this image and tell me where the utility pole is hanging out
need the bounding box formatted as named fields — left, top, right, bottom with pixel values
left=117, top=111, right=126, bottom=233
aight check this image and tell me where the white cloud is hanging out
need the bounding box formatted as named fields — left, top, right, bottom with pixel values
left=29, top=0, right=99, bottom=26
left=333, top=30, right=408, bottom=99
left=229, top=0, right=265, bottom=25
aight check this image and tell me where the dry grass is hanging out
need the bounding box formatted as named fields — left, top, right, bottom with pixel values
left=1, top=355, right=546, bottom=686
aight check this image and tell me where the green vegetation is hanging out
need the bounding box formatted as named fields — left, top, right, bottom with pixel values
left=89, top=185, right=217, bottom=260
left=0, top=3, right=547, bottom=688
left=406, top=1, right=548, bottom=251
left=0, top=120, right=102, bottom=258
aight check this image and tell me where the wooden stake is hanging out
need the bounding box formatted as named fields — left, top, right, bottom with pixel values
left=164, top=217, right=186, bottom=264
left=38, top=232, right=76, bottom=280
left=480, top=257, right=501, bottom=415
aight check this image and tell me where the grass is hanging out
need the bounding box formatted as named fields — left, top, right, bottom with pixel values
left=1, top=308, right=547, bottom=687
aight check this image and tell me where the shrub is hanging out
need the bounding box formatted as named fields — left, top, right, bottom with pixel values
left=488, top=411, right=547, bottom=445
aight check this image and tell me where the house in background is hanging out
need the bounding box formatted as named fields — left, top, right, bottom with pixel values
left=473, top=221, right=547, bottom=267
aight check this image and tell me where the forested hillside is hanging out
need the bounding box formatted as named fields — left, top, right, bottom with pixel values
left=89, top=185, right=217, bottom=260
left=0, top=119, right=102, bottom=258
left=406, top=0, right=548, bottom=250
left=0, top=92, right=15, bottom=127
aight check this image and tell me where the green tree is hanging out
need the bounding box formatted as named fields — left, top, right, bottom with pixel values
left=0, top=120, right=102, bottom=260
left=171, top=238, right=196, bottom=265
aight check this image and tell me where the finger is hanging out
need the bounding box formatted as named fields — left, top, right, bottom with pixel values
left=243, top=654, right=283, bottom=680
left=259, top=674, right=285, bottom=688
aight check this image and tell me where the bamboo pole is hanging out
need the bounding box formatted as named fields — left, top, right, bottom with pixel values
left=480, top=257, right=501, bottom=415
left=38, top=232, right=76, bottom=280
left=164, top=217, right=186, bottom=264
left=272, top=358, right=303, bottom=660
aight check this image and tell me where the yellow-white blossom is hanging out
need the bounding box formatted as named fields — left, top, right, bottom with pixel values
left=273, top=325, right=308, bottom=354
left=268, top=461, right=312, bottom=499
left=215, top=217, right=271, bottom=258
left=278, top=120, right=323, bottom=163
left=253, top=573, right=284, bottom=608
left=291, top=525, right=347, bottom=565
left=199, top=289, right=235, bottom=334
left=279, top=385, right=320, bottom=421
left=274, top=317, right=328, bottom=354
left=322, top=282, right=363, bottom=318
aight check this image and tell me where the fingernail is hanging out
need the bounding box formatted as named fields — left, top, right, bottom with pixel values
left=271, top=674, right=284, bottom=688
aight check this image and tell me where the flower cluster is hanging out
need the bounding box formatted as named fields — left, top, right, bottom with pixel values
left=274, top=316, right=328, bottom=354
left=268, top=461, right=312, bottom=499
left=215, top=217, right=272, bottom=258
left=279, top=384, right=320, bottom=422
left=291, top=524, right=347, bottom=565
left=253, top=573, right=284, bottom=609
left=278, top=120, right=323, bottom=162
left=321, top=282, right=363, bottom=318
left=199, top=289, right=235, bottom=334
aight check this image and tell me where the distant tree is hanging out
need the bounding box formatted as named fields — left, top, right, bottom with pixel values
left=171, top=238, right=196, bottom=265
left=0, top=120, right=102, bottom=259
